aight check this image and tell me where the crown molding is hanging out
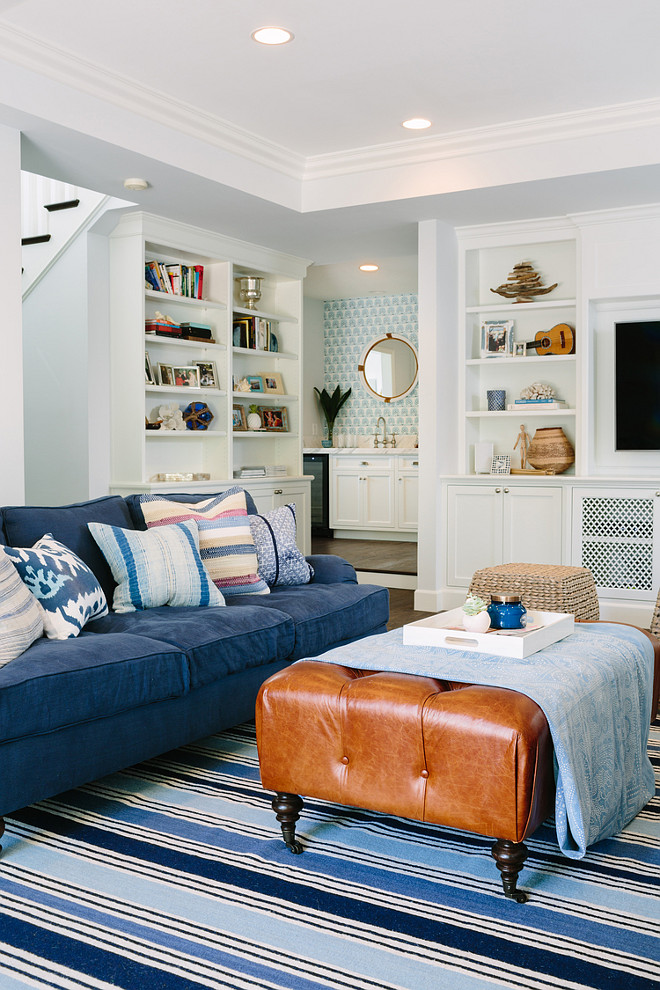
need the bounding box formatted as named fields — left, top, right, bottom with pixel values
left=0, top=23, right=305, bottom=179
left=568, top=202, right=660, bottom=226
left=303, top=98, right=660, bottom=180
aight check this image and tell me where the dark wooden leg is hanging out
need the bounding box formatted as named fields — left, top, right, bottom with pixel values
left=0, top=816, right=4, bottom=852
left=491, top=838, right=529, bottom=903
left=272, top=792, right=304, bottom=853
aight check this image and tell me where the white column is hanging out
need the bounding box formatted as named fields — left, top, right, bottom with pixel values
left=0, top=126, right=24, bottom=504
left=415, top=220, right=458, bottom=612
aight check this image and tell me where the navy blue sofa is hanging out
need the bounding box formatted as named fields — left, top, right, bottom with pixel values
left=0, top=491, right=389, bottom=830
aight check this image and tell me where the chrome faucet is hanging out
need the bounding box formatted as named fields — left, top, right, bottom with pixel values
left=373, top=416, right=396, bottom=448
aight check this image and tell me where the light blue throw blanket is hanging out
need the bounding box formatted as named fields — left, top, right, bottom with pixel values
left=310, top=624, right=655, bottom=858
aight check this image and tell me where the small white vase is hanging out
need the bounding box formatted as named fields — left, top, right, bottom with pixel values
left=462, top=610, right=491, bottom=633
left=247, top=412, right=262, bottom=430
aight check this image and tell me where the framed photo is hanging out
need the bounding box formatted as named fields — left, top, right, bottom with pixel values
left=145, top=353, right=155, bottom=384
left=194, top=360, right=218, bottom=388
left=490, top=454, right=511, bottom=475
left=158, top=363, right=174, bottom=386
left=263, top=372, right=284, bottom=394
left=172, top=365, right=200, bottom=388
left=481, top=320, right=514, bottom=358
left=246, top=375, right=264, bottom=392
left=258, top=405, right=288, bottom=432
left=232, top=404, right=247, bottom=431
left=514, top=341, right=527, bottom=357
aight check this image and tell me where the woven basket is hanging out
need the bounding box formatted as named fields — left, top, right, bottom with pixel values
left=468, top=562, right=600, bottom=622
left=651, top=594, right=660, bottom=636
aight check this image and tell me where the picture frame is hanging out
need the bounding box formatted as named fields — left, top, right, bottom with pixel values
left=158, top=363, right=174, bottom=386
left=258, top=405, right=288, bottom=432
left=246, top=375, right=264, bottom=392
left=481, top=320, right=514, bottom=358
left=145, top=353, right=155, bottom=384
left=263, top=372, right=284, bottom=394
left=172, top=365, right=201, bottom=388
left=514, top=341, right=527, bottom=357
left=194, top=360, right=218, bottom=388
left=490, top=454, right=511, bottom=475
left=232, top=404, right=247, bottom=431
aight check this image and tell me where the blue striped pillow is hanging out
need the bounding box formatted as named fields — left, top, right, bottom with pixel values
left=0, top=550, right=43, bottom=663
left=88, top=519, right=225, bottom=613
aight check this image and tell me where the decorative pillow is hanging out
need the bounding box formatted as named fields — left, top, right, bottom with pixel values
left=0, top=549, right=44, bottom=663
left=88, top=519, right=225, bottom=613
left=4, top=535, right=108, bottom=639
left=139, top=488, right=269, bottom=597
left=249, top=504, right=313, bottom=587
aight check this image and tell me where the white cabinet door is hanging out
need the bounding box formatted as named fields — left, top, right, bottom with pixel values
left=331, top=470, right=362, bottom=528
left=447, top=486, right=504, bottom=586
left=362, top=472, right=395, bottom=529
left=397, top=472, right=419, bottom=530
left=503, top=486, right=563, bottom=565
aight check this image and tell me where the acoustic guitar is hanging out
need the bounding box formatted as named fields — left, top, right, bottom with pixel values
left=524, top=323, right=575, bottom=355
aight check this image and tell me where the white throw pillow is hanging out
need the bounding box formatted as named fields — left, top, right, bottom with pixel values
left=0, top=548, right=43, bottom=664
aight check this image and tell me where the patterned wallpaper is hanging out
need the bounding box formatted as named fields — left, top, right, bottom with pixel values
left=323, top=294, right=419, bottom=442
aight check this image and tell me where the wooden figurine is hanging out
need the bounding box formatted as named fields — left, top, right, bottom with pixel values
left=513, top=424, right=531, bottom=469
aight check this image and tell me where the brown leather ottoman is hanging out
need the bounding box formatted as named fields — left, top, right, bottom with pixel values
left=256, top=659, right=555, bottom=903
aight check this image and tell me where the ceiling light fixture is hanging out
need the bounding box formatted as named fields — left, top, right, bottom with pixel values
left=251, top=26, right=294, bottom=45
left=359, top=264, right=379, bottom=272
left=402, top=118, right=431, bottom=130
left=123, top=177, right=149, bottom=191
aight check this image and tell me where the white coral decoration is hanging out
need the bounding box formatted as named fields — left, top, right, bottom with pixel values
left=520, top=381, right=555, bottom=400
left=159, top=403, right=185, bottom=430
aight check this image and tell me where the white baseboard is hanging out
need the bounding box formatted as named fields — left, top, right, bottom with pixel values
left=597, top=600, right=654, bottom=628
left=356, top=571, right=417, bottom=590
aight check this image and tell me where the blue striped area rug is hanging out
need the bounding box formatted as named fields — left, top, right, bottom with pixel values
left=1, top=722, right=658, bottom=990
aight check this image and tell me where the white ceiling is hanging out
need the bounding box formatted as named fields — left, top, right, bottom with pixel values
left=2, top=0, right=660, bottom=285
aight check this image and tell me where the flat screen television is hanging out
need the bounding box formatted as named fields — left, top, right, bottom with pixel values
left=615, top=320, right=660, bottom=450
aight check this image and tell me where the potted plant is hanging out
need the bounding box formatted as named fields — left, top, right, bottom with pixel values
left=461, top=594, right=491, bottom=632
left=314, top=385, right=351, bottom=447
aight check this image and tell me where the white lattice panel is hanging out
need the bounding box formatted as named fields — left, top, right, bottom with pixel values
left=580, top=496, right=654, bottom=541
left=581, top=541, right=654, bottom=591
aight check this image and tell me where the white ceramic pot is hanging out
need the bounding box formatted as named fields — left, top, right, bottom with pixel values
left=462, top=610, right=491, bottom=633
left=247, top=412, right=262, bottom=430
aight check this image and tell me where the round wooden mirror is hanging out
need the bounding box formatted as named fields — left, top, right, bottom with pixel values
left=359, top=334, right=418, bottom=402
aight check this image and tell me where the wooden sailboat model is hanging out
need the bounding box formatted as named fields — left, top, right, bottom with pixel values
left=491, top=262, right=558, bottom=303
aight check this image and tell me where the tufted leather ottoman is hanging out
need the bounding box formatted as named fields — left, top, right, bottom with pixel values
left=256, top=659, right=555, bottom=902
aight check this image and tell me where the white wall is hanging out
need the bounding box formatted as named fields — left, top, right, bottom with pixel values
left=415, top=220, right=458, bottom=612
left=22, top=232, right=91, bottom=504
left=0, top=125, right=24, bottom=504
left=302, top=295, right=324, bottom=444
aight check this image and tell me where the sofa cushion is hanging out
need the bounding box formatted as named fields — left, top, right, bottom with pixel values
left=138, top=488, right=269, bottom=597
left=0, top=632, right=189, bottom=742
left=89, top=519, right=225, bottom=613
left=249, top=503, right=313, bottom=587
left=86, top=604, right=295, bottom=689
left=0, top=550, right=43, bottom=664
left=227, top=582, right=390, bottom=659
left=4, top=534, right=108, bottom=639
left=1, top=496, right=135, bottom=603
left=125, top=488, right=259, bottom=529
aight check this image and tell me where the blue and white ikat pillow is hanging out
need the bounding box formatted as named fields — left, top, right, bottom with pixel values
left=4, top=534, right=108, bottom=639
left=248, top=504, right=313, bottom=587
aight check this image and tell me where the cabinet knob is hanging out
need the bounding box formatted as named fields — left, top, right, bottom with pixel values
left=274, top=489, right=283, bottom=495
left=495, top=488, right=501, bottom=493
left=656, top=492, right=660, bottom=497
left=361, top=461, right=369, bottom=465
left=503, top=488, right=509, bottom=493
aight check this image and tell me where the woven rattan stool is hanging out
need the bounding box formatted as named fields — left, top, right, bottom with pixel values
left=468, top=563, right=600, bottom=622
left=651, top=593, right=660, bottom=636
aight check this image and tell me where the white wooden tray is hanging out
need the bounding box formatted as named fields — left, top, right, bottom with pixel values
left=402, top=608, right=574, bottom=658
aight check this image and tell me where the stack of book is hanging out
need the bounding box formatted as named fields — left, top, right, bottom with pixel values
left=145, top=319, right=182, bottom=338
left=145, top=260, right=204, bottom=299
left=233, top=315, right=275, bottom=350
left=180, top=322, right=214, bottom=343
left=236, top=466, right=267, bottom=478
left=265, top=465, right=287, bottom=477
left=506, top=398, right=567, bottom=410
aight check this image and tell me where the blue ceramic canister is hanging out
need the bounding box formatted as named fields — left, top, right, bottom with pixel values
left=487, top=593, right=527, bottom=630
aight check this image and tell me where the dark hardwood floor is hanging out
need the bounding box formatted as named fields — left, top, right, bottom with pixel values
left=311, top=536, right=417, bottom=575
left=386, top=588, right=430, bottom=629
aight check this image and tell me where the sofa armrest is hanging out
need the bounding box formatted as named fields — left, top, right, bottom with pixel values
left=306, top=554, right=357, bottom=585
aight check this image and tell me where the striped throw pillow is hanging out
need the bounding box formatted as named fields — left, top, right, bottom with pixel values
left=139, top=488, right=269, bottom=597
left=88, top=519, right=225, bottom=613
left=0, top=549, right=43, bottom=664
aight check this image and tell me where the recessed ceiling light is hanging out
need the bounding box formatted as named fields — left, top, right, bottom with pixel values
left=251, top=26, right=294, bottom=45
left=123, top=177, right=149, bottom=191
left=359, top=264, right=379, bottom=272
left=402, top=118, right=431, bottom=130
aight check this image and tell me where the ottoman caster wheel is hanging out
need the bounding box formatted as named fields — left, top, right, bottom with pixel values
left=272, top=792, right=304, bottom=855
